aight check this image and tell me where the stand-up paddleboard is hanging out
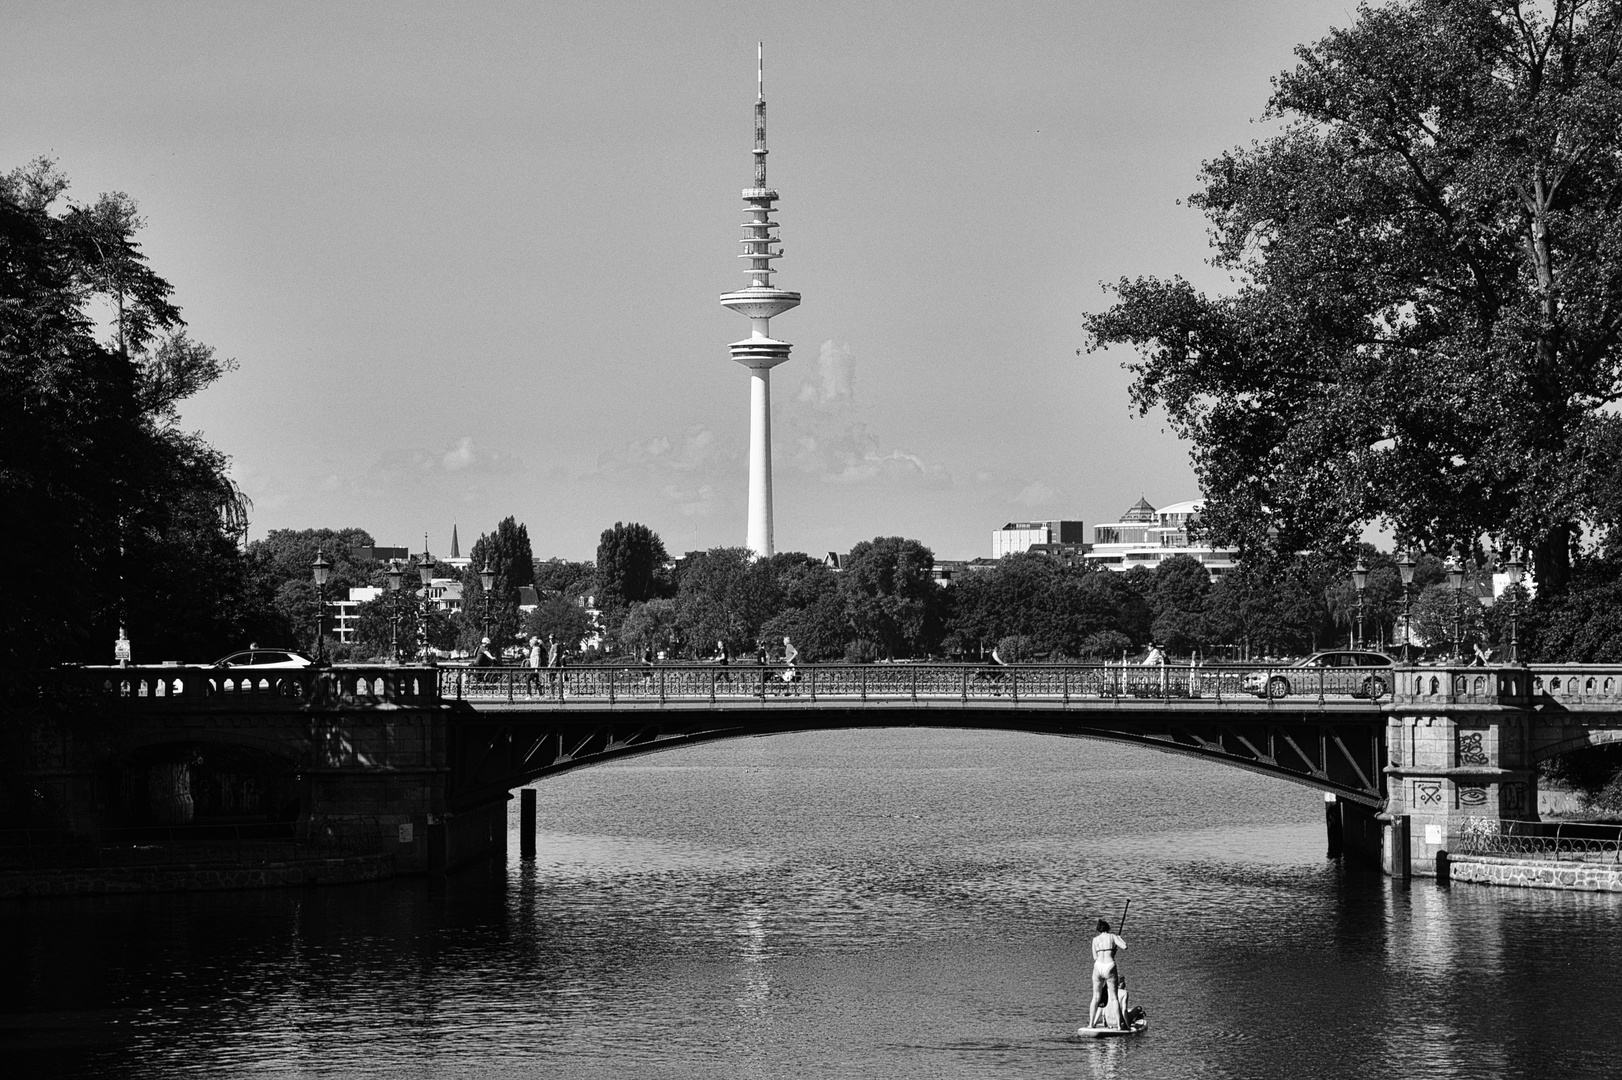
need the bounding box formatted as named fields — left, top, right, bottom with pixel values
left=1076, top=1017, right=1149, bottom=1039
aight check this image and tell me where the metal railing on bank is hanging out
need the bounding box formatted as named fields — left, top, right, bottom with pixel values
left=437, top=660, right=1396, bottom=706
left=0, top=819, right=387, bottom=872
left=1456, top=818, right=1622, bottom=863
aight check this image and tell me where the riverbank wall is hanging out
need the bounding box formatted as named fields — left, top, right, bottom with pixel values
left=0, top=851, right=397, bottom=898
left=1447, top=853, right=1622, bottom=892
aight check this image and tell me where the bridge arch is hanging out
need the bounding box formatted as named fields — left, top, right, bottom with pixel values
left=115, top=726, right=318, bottom=765
left=99, top=735, right=306, bottom=827
left=448, top=708, right=1388, bottom=812
left=1532, top=727, right=1622, bottom=764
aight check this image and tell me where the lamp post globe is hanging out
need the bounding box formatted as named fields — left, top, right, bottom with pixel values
left=1350, top=558, right=1369, bottom=650
left=417, top=554, right=436, bottom=662
left=1396, top=551, right=1416, bottom=664
left=1505, top=549, right=1526, bottom=664
left=1447, top=553, right=1466, bottom=662
left=479, top=562, right=496, bottom=645
left=386, top=566, right=403, bottom=663
left=311, top=549, right=332, bottom=665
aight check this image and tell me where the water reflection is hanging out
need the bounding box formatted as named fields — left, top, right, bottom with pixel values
left=3, top=729, right=1622, bottom=1078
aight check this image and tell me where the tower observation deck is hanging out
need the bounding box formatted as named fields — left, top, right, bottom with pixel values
left=720, top=43, right=800, bottom=558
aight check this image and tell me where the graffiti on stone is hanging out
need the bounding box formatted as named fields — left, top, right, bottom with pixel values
left=1458, top=731, right=1489, bottom=766
left=1458, top=784, right=1488, bottom=807
left=1504, top=782, right=1526, bottom=813
left=1414, top=780, right=1443, bottom=807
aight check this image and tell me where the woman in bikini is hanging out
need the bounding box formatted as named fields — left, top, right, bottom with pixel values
left=1089, top=918, right=1128, bottom=1030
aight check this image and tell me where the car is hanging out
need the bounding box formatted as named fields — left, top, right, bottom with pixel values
left=212, top=648, right=313, bottom=669
left=1243, top=650, right=1394, bottom=700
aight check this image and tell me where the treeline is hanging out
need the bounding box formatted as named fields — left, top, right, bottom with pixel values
left=238, top=517, right=1618, bottom=665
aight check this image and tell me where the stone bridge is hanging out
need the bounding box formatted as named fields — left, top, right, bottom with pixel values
left=8, top=661, right=1622, bottom=878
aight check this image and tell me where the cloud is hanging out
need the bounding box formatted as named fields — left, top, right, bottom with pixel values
left=230, top=463, right=292, bottom=513
left=1014, top=480, right=1058, bottom=506
left=781, top=340, right=952, bottom=488
left=798, top=339, right=856, bottom=406
left=660, top=482, right=720, bottom=518
left=592, top=424, right=735, bottom=483
left=575, top=342, right=949, bottom=521
left=443, top=436, right=476, bottom=471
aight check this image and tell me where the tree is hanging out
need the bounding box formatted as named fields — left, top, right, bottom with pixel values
left=758, top=554, right=847, bottom=660
left=1, top=158, right=251, bottom=666
left=354, top=585, right=456, bottom=659
left=1083, top=1, right=1622, bottom=594
left=1410, top=582, right=1488, bottom=657
left=533, top=558, right=595, bottom=596
left=673, top=547, right=781, bottom=655
left=619, top=598, right=681, bottom=658
left=522, top=593, right=594, bottom=656
left=243, top=528, right=378, bottom=648
left=945, top=555, right=1136, bottom=658
left=838, top=537, right=942, bottom=658
left=1146, top=554, right=1212, bottom=654
left=1523, top=556, right=1622, bottom=660
left=597, top=522, right=670, bottom=608
left=461, top=517, right=534, bottom=652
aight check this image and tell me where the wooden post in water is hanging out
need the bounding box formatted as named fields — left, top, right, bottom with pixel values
left=520, top=788, right=536, bottom=859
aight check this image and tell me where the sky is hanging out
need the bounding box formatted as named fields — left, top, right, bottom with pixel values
left=3, top=1, right=1362, bottom=562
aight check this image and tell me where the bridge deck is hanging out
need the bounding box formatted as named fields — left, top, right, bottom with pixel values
left=440, top=663, right=1389, bottom=714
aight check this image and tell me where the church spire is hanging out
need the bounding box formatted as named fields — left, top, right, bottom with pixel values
left=450, top=524, right=460, bottom=559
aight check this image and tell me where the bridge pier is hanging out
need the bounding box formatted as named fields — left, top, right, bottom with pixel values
left=439, top=794, right=509, bottom=870
left=520, top=787, right=536, bottom=858
left=1333, top=798, right=1385, bottom=871
left=1384, top=666, right=1537, bottom=878
left=1324, top=794, right=1343, bottom=859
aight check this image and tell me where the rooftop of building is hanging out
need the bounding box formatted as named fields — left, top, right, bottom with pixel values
left=1121, top=497, right=1157, bottom=523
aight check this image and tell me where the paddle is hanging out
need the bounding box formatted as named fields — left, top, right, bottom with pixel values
left=1113, top=900, right=1133, bottom=1030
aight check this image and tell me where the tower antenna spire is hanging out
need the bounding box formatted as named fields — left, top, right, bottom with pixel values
left=758, top=40, right=764, bottom=100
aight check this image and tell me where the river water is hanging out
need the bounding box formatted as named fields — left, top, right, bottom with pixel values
left=5, top=729, right=1622, bottom=1079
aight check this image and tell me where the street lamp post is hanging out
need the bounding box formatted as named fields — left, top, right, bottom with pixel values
left=1505, top=549, right=1525, bottom=664
left=311, top=549, right=331, bottom=666
left=1351, top=558, right=1369, bottom=650
left=417, top=553, right=436, bottom=662
left=1396, top=550, right=1416, bottom=663
left=479, top=562, right=496, bottom=646
left=386, top=565, right=403, bottom=663
left=1447, top=553, right=1466, bottom=663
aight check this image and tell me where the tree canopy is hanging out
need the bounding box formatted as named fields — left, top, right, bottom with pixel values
left=839, top=537, right=943, bottom=658
left=1, top=159, right=250, bottom=665
left=1084, top=0, right=1622, bottom=593
left=596, top=522, right=669, bottom=609
left=463, top=516, right=534, bottom=650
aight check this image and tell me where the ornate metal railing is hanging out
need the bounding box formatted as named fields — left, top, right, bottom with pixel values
left=5, top=666, right=441, bottom=707
left=1455, top=817, right=1622, bottom=863
left=438, top=661, right=1397, bottom=706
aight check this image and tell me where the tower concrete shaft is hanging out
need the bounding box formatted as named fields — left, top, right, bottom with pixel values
left=720, top=43, right=799, bottom=558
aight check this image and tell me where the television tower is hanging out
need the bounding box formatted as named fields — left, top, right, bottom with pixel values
left=720, top=43, right=800, bottom=558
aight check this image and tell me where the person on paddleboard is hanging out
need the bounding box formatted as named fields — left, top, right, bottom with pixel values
left=1090, top=918, right=1129, bottom=1030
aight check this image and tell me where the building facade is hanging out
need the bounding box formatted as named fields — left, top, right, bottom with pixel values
left=1084, top=498, right=1237, bottom=577
left=991, top=520, right=1085, bottom=559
